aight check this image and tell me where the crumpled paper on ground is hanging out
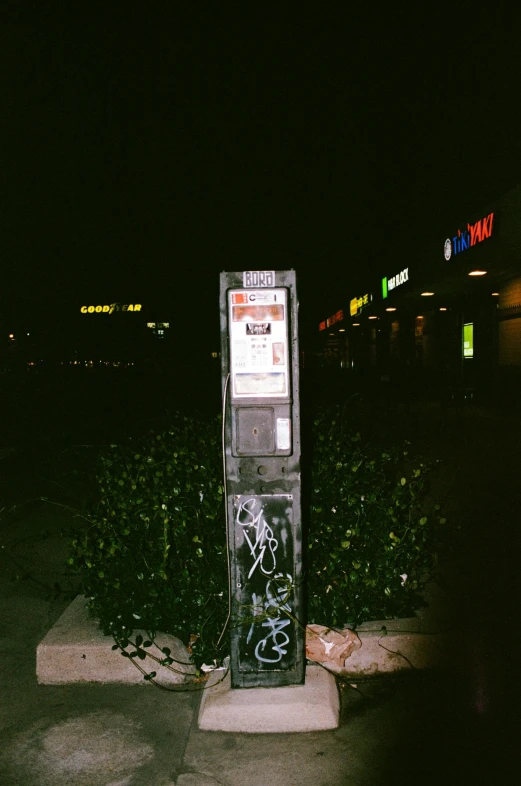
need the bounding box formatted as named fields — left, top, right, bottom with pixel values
left=305, top=624, right=362, bottom=667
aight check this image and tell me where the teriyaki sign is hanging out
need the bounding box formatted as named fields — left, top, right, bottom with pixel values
left=443, top=212, right=495, bottom=261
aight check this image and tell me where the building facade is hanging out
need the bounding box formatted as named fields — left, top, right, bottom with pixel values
left=318, top=183, right=521, bottom=403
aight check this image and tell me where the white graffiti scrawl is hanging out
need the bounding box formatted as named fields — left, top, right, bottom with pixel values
left=236, top=493, right=294, bottom=666
left=236, top=497, right=279, bottom=579
left=252, top=573, right=293, bottom=663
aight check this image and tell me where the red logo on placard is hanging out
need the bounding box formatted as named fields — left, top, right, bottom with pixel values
left=232, top=292, right=249, bottom=304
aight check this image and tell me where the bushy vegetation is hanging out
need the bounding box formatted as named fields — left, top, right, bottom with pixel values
left=67, top=413, right=228, bottom=669
left=67, top=405, right=445, bottom=670
left=307, top=404, right=445, bottom=628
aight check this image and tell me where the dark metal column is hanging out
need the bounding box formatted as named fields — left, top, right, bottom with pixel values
left=219, top=270, right=304, bottom=688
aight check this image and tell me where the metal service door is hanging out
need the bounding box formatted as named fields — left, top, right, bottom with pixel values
left=220, top=270, right=304, bottom=688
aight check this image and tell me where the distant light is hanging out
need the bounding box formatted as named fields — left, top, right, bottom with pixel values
left=329, top=332, right=334, bottom=336
left=385, top=307, right=396, bottom=312
left=338, top=328, right=345, bottom=332
left=421, top=292, right=435, bottom=296
left=352, top=322, right=360, bottom=326
left=27, top=333, right=30, bottom=336
left=468, top=270, right=487, bottom=276
left=8, top=333, right=14, bottom=339
left=439, top=307, right=447, bottom=311
left=368, top=316, right=378, bottom=320
left=491, top=292, right=499, bottom=296
left=416, top=316, right=424, bottom=320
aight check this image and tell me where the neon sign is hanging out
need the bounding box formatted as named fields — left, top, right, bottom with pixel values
left=444, top=212, right=494, bottom=260
left=327, top=309, right=343, bottom=327
left=319, top=309, right=343, bottom=331
left=350, top=294, right=371, bottom=316
left=80, top=304, right=142, bottom=314
left=463, top=323, right=474, bottom=358
left=382, top=268, right=408, bottom=299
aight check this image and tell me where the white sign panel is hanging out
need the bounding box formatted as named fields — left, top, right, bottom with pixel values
left=228, top=288, right=289, bottom=398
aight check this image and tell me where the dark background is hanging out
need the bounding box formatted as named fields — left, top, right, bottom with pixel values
left=1, top=2, right=521, bottom=351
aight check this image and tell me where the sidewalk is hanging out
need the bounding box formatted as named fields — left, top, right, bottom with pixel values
left=0, top=399, right=519, bottom=785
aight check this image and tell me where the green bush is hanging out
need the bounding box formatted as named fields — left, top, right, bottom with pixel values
left=67, top=405, right=444, bottom=670
left=307, top=404, right=444, bottom=628
left=67, top=413, right=228, bottom=669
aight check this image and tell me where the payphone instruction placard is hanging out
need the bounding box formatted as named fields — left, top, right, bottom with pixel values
left=229, top=288, right=289, bottom=398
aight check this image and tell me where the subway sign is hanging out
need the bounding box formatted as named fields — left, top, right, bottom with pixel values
left=382, top=268, right=409, bottom=299
left=80, top=304, right=142, bottom=314
left=443, top=212, right=494, bottom=261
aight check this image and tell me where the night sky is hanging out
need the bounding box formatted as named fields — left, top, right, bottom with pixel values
left=2, top=3, right=521, bottom=348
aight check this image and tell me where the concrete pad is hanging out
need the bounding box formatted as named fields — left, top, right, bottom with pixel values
left=323, top=619, right=448, bottom=678
left=329, top=607, right=464, bottom=678
left=36, top=595, right=196, bottom=686
left=0, top=688, right=198, bottom=786
left=198, top=664, right=339, bottom=732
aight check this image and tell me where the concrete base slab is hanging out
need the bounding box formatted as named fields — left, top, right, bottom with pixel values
left=311, top=583, right=464, bottom=678
left=36, top=595, right=195, bottom=686
left=198, top=664, right=339, bottom=732
left=325, top=618, right=454, bottom=678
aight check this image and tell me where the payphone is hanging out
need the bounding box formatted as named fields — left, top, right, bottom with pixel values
left=219, top=270, right=305, bottom=688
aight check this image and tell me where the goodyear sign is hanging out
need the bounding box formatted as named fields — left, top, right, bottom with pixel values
left=80, top=304, right=142, bottom=314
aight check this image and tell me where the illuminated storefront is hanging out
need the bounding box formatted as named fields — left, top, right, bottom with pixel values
left=317, top=182, right=521, bottom=400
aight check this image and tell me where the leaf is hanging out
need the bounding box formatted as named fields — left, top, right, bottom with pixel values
left=135, top=634, right=143, bottom=647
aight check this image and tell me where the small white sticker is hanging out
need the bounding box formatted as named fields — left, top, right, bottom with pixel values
left=276, top=418, right=291, bottom=450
